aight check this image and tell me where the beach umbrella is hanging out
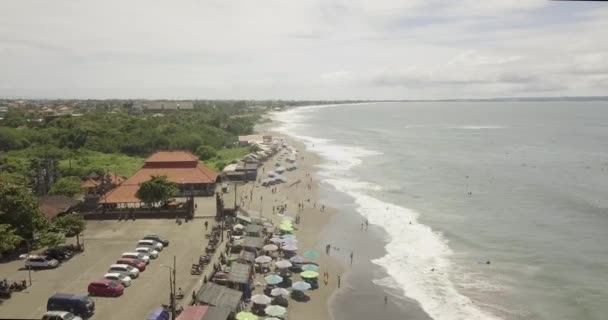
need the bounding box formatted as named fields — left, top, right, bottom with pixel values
left=263, top=244, right=278, bottom=252
left=255, top=255, right=273, bottom=264
left=292, top=281, right=311, bottom=291
left=264, top=274, right=284, bottom=285
left=279, top=225, right=294, bottom=232
left=251, top=294, right=272, bottom=305
left=233, top=224, right=245, bottom=230
left=268, top=171, right=276, bottom=178
left=282, top=234, right=296, bottom=240
left=300, top=271, right=319, bottom=279
left=283, top=244, right=298, bottom=251
left=303, top=250, right=320, bottom=259
left=236, top=312, right=258, bottom=320
left=270, top=237, right=283, bottom=244
left=275, top=260, right=292, bottom=269
left=264, top=305, right=287, bottom=318
left=281, top=239, right=298, bottom=245
left=301, top=264, right=319, bottom=272
left=289, top=255, right=306, bottom=263
left=270, top=287, right=290, bottom=297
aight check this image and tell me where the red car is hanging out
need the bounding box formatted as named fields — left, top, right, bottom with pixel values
left=116, top=258, right=146, bottom=272
left=88, top=279, right=124, bottom=297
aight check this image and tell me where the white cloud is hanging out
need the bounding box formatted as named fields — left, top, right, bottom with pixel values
left=0, top=0, right=606, bottom=99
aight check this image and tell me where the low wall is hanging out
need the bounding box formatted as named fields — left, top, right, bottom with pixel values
left=83, top=208, right=191, bottom=220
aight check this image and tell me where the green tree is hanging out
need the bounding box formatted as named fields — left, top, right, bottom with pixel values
left=54, top=213, right=86, bottom=246
left=49, top=176, right=83, bottom=197
left=0, top=181, right=48, bottom=239
left=135, top=175, right=177, bottom=206
left=0, top=224, right=23, bottom=253
left=38, top=231, right=65, bottom=248
left=196, top=145, right=217, bottom=161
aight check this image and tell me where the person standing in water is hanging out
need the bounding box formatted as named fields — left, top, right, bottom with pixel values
left=350, top=251, right=354, bottom=265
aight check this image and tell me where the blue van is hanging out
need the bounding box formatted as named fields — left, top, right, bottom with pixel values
left=47, top=293, right=95, bottom=318
left=147, top=307, right=170, bottom=320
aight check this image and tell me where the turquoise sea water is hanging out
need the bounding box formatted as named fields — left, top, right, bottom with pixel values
left=273, top=101, right=608, bottom=320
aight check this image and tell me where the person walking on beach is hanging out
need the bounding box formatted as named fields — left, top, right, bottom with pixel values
left=326, top=243, right=331, bottom=255
left=384, top=295, right=388, bottom=307
left=204, top=221, right=208, bottom=230
left=350, top=251, right=354, bottom=265
left=321, top=204, right=325, bottom=212
left=365, top=219, right=369, bottom=230
left=338, top=275, right=341, bottom=288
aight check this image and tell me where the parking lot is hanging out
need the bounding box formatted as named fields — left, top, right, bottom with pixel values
left=0, top=218, right=214, bottom=319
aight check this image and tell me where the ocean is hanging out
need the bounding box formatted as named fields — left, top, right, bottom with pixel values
left=272, top=101, right=608, bottom=320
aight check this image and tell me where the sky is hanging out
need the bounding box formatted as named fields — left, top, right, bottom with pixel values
left=0, top=0, right=607, bottom=100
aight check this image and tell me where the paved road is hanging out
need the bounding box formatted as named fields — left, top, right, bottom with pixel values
left=0, top=218, right=214, bottom=319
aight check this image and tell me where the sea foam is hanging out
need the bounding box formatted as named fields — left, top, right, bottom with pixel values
left=272, top=107, right=501, bottom=320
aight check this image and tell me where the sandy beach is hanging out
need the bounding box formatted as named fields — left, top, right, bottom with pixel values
left=229, top=127, right=344, bottom=320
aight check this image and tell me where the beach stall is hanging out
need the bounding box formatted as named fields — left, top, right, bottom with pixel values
left=176, top=306, right=209, bottom=320
left=201, top=306, right=232, bottom=320
left=242, top=236, right=265, bottom=254
left=195, top=283, right=244, bottom=313
left=227, top=262, right=253, bottom=297
left=245, top=224, right=265, bottom=237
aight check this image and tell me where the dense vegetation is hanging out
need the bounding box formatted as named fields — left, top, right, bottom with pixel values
left=0, top=107, right=260, bottom=189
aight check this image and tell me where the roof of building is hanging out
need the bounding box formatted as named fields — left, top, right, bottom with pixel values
left=242, top=236, right=264, bottom=249
left=145, top=151, right=199, bottom=163
left=38, top=196, right=80, bottom=220
left=176, top=306, right=209, bottom=320
left=227, top=262, right=251, bottom=284
left=238, top=250, right=255, bottom=263
left=245, top=224, right=264, bottom=235
left=202, top=306, right=232, bottom=320
left=99, top=151, right=218, bottom=204
left=238, top=135, right=262, bottom=143
left=196, top=283, right=242, bottom=311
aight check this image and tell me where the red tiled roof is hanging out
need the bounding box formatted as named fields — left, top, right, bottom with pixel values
left=145, top=151, right=199, bottom=163
left=39, top=196, right=80, bottom=220
left=99, top=152, right=218, bottom=204
left=176, top=306, right=209, bottom=320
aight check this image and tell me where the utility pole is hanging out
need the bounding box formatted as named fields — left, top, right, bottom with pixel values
left=172, top=256, right=177, bottom=320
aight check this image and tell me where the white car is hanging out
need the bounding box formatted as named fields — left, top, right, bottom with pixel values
left=104, top=272, right=132, bottom=287
left=137, top=239, right=163, bottom=251
left=122, top=252, right=150, bottom=264
left=135, top=247, right=158, bottom=259
left=24, top=255, right=59, bottom=269
left=42, top=310, right=83, bottom=320
left=108, top=264, right=139, bottom=278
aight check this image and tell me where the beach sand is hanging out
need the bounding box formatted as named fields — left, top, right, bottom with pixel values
left=228, top=131, right=344, bottom=320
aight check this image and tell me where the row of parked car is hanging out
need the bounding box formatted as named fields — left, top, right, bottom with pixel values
left=87, top=235, right=169, bottom=297
left=24, top=245, right=79, bottom=269
left=40, top=235, right=169, bottom=320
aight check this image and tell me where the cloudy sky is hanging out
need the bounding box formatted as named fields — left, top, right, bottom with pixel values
left=0, top=1, right=607, bottom=99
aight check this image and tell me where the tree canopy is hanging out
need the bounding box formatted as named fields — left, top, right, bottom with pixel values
left=0, top=181, right=48, bottom=239
left=49, top=176, right=83, bottom=197
left=0, top=224, right=22, bottom=253
left=196, top=145, right=217, bottom=161
left=135, top=175, right=178, bottom=205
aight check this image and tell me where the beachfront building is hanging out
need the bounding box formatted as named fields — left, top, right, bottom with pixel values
left=100, top=151, right=219, bottom=207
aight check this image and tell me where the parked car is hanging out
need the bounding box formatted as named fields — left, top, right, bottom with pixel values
left=135, top=247, right=158, bottom=259
left=108, top=264, right=139, bottom=278
left=41, top=310, right=83, bottom=320
left=143, top=235, right=169, bottom=247
left=104, top=273, right=132, bottom=287
left=116, top=258, right=146, bottom=272
left=137, top=239, right=163, bottom=251
left=25, top=255, right=59, bottom=269
left=43, top=248, right=73, bottom=261
left=47, top=293, right=95, bottom=318
left=122, top=252, right=150, bottom=264
left=87, top=279, right=124, bottom=297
